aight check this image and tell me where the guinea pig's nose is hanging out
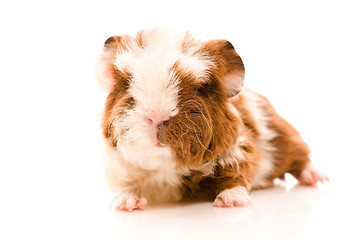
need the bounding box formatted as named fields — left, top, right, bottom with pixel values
left=146, top=111, right=171, bottom=127
left=158, top=119, right=171, bottom=128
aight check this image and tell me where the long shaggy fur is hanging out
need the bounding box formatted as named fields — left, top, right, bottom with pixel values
left=97, top=28, right=326, bottom=211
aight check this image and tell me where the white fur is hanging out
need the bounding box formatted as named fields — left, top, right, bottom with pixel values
left=227, top=102, right=241, bottom=118
left=140, top=28, right=185, bottom=52
left=185, top=160, right=218, bottom=178
left=95, top=50, right=116, bottom=92
left=218, top=135, right=247, bottom=167
left=102, top=139, right=185, bottom=203
left=176, top=54, right=215, bottom=82
left=215, top=103, right=247, bottom=167
left=223, top=72, right=245, bottom=95
left=242, top=89, right=277, bottom=188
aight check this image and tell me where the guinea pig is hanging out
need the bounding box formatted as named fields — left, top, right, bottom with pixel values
left=97, top=28, right=329, bottom=212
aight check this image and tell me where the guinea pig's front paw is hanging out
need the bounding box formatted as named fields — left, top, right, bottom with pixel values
left=110, top=192, right=147, bottom=212
left=213, top=186, right=250, bottom=208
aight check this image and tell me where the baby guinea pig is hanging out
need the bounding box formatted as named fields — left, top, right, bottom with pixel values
left=97, top=28, right=329, bottom=212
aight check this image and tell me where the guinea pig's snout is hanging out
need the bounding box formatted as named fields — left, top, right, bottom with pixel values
left=145, top=111, right=172, bottom=147
left=146, top=111, right=171, bottom=127
left=158, top=119, right=171, bottom=128
left=157, top=119, right=171, bottom=146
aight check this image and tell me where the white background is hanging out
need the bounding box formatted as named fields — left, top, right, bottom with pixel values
left=1, top=0, right=360, bottom=239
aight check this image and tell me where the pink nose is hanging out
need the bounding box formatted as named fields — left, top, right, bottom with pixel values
left=146, top=111, right=171, bottom=127
left=146, top=111, right=171, bottom=146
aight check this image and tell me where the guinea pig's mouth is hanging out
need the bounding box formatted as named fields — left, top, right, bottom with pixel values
left=156, top=132, right=169, bottom=148
left=155, top=142, right=168, bottom=148
left=152, top=129, right=168, bottom=148
left=156, top=123, right=170, bottom=148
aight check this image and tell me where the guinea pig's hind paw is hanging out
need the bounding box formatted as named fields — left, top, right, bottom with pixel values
left=298, top=165, right=330, bottom=187
left=110, top=192, right=147, bottom=212
left=214, top=186, right=250, bottom=208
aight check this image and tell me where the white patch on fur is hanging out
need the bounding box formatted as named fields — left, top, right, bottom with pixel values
left=177, top=54, right=214, bottom=82
left=223, top=72, right=245, bottom=96
left=227, top=102, right=241, bottom=118
left=140, top=28, right=185, bottom=52
left=102, top=139, right=185, bottom=203
left=95, top=50, right=116, bottom=92
left=185, top=160, right=218, bottom=178
left=242, top=89, right=277, bottom=188
left=218, top=135, right=247, bottom=167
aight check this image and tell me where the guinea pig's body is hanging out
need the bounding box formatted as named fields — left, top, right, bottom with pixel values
left=98, top=29, right=328, bottom=212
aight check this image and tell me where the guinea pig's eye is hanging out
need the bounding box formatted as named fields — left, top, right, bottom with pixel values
left=193, top=83, right=205, bottom=95
left=189, top=109, right=202, bottom=115
left=194, top=83, right=208, bottom=97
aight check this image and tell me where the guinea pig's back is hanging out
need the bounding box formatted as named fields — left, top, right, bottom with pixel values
left=231, top=89, right=311, bottom=189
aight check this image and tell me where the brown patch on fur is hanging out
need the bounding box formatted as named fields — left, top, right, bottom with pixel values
left=204, top=40, right=244, bottom=75
left=102, top=69, right=134, bottom=148
left=181, top=128, right=258, bottom=200
left=161, top=57, right=257, bottom=199
left=159, top=61, right=242, bottom=167
left=103, top=34, right=141, bottom=52
left=179, top=84, right=312, bottom=198
left=182, top=170, right=209, bottom=199
left=101, top=35, right=139, bottom=148
left=202, top=40, right=245, bottom=97
left=263, top=99, right=311, bottom=181
left=104, top=36, right=123, bottom=49
left=213, top=89, right=310, bottom=191
left=238, top=90, right=311, bottom=185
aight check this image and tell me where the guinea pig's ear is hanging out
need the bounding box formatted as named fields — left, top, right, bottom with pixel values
left=104, top=36, right=124, bottom=50
left=95, top=36, right=124, bottom=92
left=205, top=40, right=245, bottom=97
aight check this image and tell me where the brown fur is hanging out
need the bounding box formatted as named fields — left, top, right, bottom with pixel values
left=179, top=85, right=311, bottom=199
left=231, top=90, right=311, bottom=188
left=157, top=40, right=258, bottom=199
left=159, top=58, right=241, bottom=168
left=102, top=68, right=134, bottom=148
left=260, top=94, right=311, bottom=181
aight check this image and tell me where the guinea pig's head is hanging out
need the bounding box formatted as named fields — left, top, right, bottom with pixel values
left=99, top=29, right=244, bottom=168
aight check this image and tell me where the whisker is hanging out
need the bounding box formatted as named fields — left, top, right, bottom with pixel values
left=184, top=112, right=209, bottom=153
left=176, top=122, right=186, bottom=158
